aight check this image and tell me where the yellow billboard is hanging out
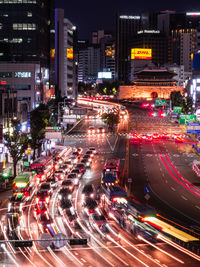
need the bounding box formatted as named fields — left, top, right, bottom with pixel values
left=50, top=49, right=55, bottom=59
left=67, top=47, right=73, bottom=59
left=131, top=48, right=152, bottom=60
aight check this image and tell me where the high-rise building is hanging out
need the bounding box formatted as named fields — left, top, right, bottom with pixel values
left=55, top=8, right=77, bottom=99
left=0, top=0, right=55, bottom=67
left=78, top=42, right=100, bottom=83
left=116, top=14, right=141, bottom=83
left=92, top=30, right=112, bottom=44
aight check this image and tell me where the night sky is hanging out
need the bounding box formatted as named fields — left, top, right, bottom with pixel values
left=56, top=0, right=200, bottom=40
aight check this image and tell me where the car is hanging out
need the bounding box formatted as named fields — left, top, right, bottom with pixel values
left=38, top=213, right=56, bottom=237
left=83, top=154, right=92, bottom=162
left=82, top=184, right=95, bottom=202
left=99, top=223, right=119, bottom=242
left=89, top=147, right=97, bottom=154
left=58, top=188, right=72, bottom=201
left=7, top=198, right=23, bottom=215
left=71, top=168, right=82, bottom=178
left=67, top=173, right=79, bottom=186
left=76, top=148, right=83, bottom=154
left=76, top=163, right=85, bottom=174
left=54, top=170, right=65, bottom=180
left=85, top=150, right=94, bottom=158
left=87, top=126, right=95, bottom=134
left=83, top=197, right=98, bottom=216
left=72, top=151, right=81, bottom=159
left=46, top=177, right=58, bottom=188
left=36, top=191, right=50, bottom=205
left=58, top=198, right=73, bottom=214
left=81, top=158, right=91, bottom=168
left=61, top=180, right=74, bottom=191
left=97, top=127, right=105, bottom=134
left=33, top=203, right=47, bottom=219
left=89, top=213, right=107, bottom=231
left=39, top=183, right=52, bottom=195
left=69, top=156, right=78, bottom=164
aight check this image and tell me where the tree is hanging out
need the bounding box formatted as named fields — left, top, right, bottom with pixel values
left=182, top=96, right=193, bottom=114
left=101, top=112, right=119, bottom=132
left=170, top=91, right=183, bottom=108
left=4, top=119, right=28, bottom=177
left=30, top=104, right=50, bottom=160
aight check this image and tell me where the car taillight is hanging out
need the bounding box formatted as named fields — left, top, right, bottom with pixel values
left=36, top=197, right=39, bottom=204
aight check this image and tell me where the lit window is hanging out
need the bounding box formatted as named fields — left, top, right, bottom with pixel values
left=0, top=23, right=2, bottom=30
left=27, top=12, right=32, bottom=17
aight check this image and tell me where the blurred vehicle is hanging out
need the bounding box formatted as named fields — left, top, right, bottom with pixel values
left=75, top=147, right=83, bottom=154
left=7, top=198, right=23, bottom=216
left=58, top=198, right=73, bottom=214
left=33, top=203, right=47, bottom=219
left=36, top=191, right=50, bottom=205
left=99, top=223, right=119, bottom=242
left=83, top=197, right=97, bottom=216
left=82, top=184, right=95, bottom=202
left=72, top=151, right=81, bottom=159
left=39, top=183, right=52, bottom=195
left=87, top=126, right=95, bottom=134
left=143, top=134, right=153, bottom=142
left=85, top=150, right=94, bottom=158
left=174, top=135, right=184, bottom=143
left=71, top=168, right=82, bottom=178
left=54, top=170, right=65, bottom=180
left=63, top=160, right=73, bottom=169
left=38, top=213, right=56, bottom=237
left=58, top=188, right=72, bottom=201
left=13, top=172, right=34, bottom=201
left=61, top=180, right=74, bottom=191
left=152, top=133, right=160, bottom=140
left=46, top=177, right=58, bottom=188
left=97, top=127, right=105, bottom=134
left=69, top=156, right=78, bottom=164
left=67, top=173, right=79, bottom=186
left=89, top=213, right=107, bottom=231
left=89, top=147, right=97, bottom=154
left=76, top=163, right=85, bottom=174
left=83, top=154, right=92, bottom=162
left=81, top=158, right=91, bottom=168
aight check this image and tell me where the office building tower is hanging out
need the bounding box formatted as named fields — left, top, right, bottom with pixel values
left=55, top=8, right=77, bottom=99
left=116, top=14, right=141, bottom=83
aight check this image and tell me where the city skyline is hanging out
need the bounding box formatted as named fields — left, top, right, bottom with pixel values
left=56, top=0, right=200, bottom=39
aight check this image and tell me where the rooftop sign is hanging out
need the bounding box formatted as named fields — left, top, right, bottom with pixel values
left=120, top=15, right=140, bottom=19
left=137, top=30, right=160, bottom=34
left=186, top=12, right=200, bottom=16
left=131, top=48, right=152, bottom=60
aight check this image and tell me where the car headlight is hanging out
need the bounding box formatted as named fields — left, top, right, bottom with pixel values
left=58, top=194, right=62, bottom=200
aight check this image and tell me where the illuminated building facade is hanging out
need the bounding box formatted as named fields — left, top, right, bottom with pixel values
left=55, top=8, right=77, bottom=98
left=118, top=69, right=183, bottom=100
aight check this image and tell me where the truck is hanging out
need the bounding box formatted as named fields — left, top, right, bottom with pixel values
left=104, top=158, right=120, bottom=172
left=13, top=172, right=34, bottom=200
left=101, top=171, right=119, bottom=185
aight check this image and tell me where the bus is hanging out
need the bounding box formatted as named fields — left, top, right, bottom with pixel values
left=13, top=172, right=34, bottom=201
left=101, top=158, right=120, bottom=185
left=30, top=156, right=54, bottom=181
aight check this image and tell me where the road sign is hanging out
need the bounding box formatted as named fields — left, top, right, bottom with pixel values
left=144, top=194, right=150, bottom=201
left=53, top=233, right=67, bottom=248
left=144, top=186, right=150, bottom=194
left=173, top=106, right=182, bottom=114
left=155, top=99, right=166, bottom=106
left=187, top=123, right=200, bottom=133
left=38, top=233, right=52, bottom=248
left=128, top=178, right=132, bottom=183
left=180, top=114, right=196, bottom=125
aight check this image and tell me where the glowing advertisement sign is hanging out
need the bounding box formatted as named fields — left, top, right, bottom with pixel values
left=67, top=47, right=73, bottom=59
left=98, top=72, right=112, bottom=79
left=131, top=48, right=152, bottom=60
left=50, top=49, right=55, bottom=59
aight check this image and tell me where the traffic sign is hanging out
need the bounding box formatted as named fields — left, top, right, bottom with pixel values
left=180, top=114, right=196, bottom=124
left=187, top=123, right=200, bottom=133
left=38, top=233, right=52, bottom=248
left=173, top=106, right=182, bottom=114
left=155, top=99, right=166, bottom=106
left=144, top=186, right=150, bottom=194
left=53, top=233, right=67, bottom=248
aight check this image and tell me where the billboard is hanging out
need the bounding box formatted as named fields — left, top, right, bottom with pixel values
left=192, top=54, right=200, bottom=69
left=98, top=72, right=112, bottom=79
left=50, top=49, right=55, bottom=59
left=67, top=48, right=73, bottom=59
left=187, top=123, right=200, bottom=133
left=105, top=46, right=115, bottom=57
left=131, top=48, right=152, bottom=60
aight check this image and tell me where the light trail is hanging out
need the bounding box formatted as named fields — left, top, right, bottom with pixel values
left=118, top=234, right=164, bottom=266
left=0, top=244, right=20, bottom=267
left=0, top=220, right=16, bottom=255
left=107, top=234, right=149, bottom=267
left=158, top=234, right=200, bottom=262
left=137, top=235, right=184, bottom=264
left=28, top=197, right=53, bottom=267
left=160, top=154, right=200, bottom=198
left=165, top=153, right=200, bottom=193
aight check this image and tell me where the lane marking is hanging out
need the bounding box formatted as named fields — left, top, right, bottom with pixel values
left=171, top=187, right=176, bottom=191
left=181, top=195, right=187, bottom=201
left=195, top=205, right=200, bottom=210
